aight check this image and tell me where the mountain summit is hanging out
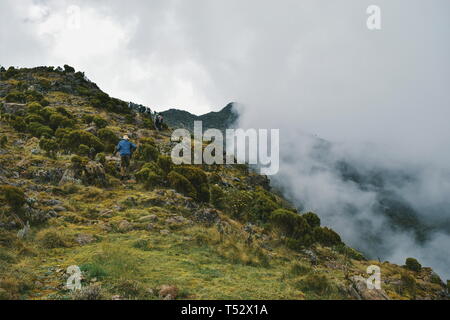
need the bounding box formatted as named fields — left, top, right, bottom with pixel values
left=161, top=103, right=238, bottom=132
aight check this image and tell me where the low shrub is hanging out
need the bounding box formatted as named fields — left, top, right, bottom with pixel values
left=39, top=138, right=59, bottom=157
left=157, top=155, right=172, bottom=175
left=303, top=212, right=321, bottom=228
left=313, top=227, right=341, bottom=247
left=78, top=144, right=91, bottom=156
left=399, top=273, right=417, bottom=297
left=135, top=162, right=163, bottom=189
left=167, top=171, right=197, bottom=199
left=270, top=209, right=310, bottom=239
left=27, top=122, right=53, bottom=138
left=61, top=129, right=104, bottom=154
left=0, top=136, right=7, bottom=148
left=210, top=185, right=225, bottom=208
left=136, top=142, right=159, bottom=162
left=295, top=274, right=336, bottom=297
left=0, top=185, right=26, bottom=209
left=172, top=165, right=210, bottom=202
left=97, top=128, right=118, bottom=153
left=5, top=90, right=26, bottom=103
left=36, top=229, right=70, bottom=248
left=404, top=257, right=422, bottom=272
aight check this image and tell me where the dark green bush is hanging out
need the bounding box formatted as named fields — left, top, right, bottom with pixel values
left=24, top=114, right=45, bottom=124
left=97, top=128, right=119, bottom=153
left=11, top=117, right=27, bottom=132
left=247, top=189, right=279, bottom=223
left=404, top=257, right=422, bottom=272
left=136, top=143, right=159, bottom=162
left=210, top=184, right=225, bottom=208
left=167, top=171, right=197, bottom=199
left=49, top=113, right=75, bottom=130
left=313, top=227, right=341, bottom=247
left=157, top=155, right=172, bottom=175
left=3, top=67, right=18, bottom=79
left=143, top=118, right=154, bottom=129
left=55, top=106, right=72, bottom=118
left=0, top=185, right=26, bottom=209
left=0, top=136, right=7, bottom=148
left=135, top=162, right=163, bottom=189
left=82, top=114, right=94, bottom=124
left=63, top=64, right=75, bottom=73
left=78, top=144, right=90, bottom=156
left=24, top=90, right=44, bottom=103
left=27, top=102, right=43, bottom=114
left=334, top=244, right=365, bottom=260
left=173, top=166, right=210, bottom=202
left=303, top=212, right=321, bottom=228
left=70, top=155, right=89, bottom=169
left=5, top=90, right=26, bottom=103
left=61, top=130, right=104, bottom=153
left=27, top=122, right=53, bottom=138
left=208, top=173, right=223, bottom=184
left=223, top=189, right=253, bottom=218
left=39, top=138, right=59, bottom=157
left=270, top=209, right=310, bottom=240
left=92, top=116, right=108, bottom=129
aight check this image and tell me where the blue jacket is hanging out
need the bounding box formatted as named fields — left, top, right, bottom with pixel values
left=116, top=139, right=136, bottom=156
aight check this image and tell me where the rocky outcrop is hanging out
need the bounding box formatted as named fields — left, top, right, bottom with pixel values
left=348, top=275, right=390, bottom=300
left=59, top=161, right=107, bottom=187
left=1, top=103, right=27, bottom=115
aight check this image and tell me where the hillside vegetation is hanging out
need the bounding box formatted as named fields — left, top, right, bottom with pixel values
left=0, top=66, right=447, bottom=300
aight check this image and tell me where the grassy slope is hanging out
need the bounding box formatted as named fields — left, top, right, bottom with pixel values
left=0, top=68, right=447, bottom=300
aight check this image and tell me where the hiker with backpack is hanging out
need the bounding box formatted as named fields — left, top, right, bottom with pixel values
left=114, top=134, right=137, bottom=181
left=155, top=113, right=164, bottom=130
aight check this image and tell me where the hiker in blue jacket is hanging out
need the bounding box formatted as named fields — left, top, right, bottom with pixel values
left=114, top=135, right=137, bottom=180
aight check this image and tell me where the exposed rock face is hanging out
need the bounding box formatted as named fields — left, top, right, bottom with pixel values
left=117, top=220, right=132, bottom=232
left=30, top=168, right=65, bottom=184
left=83, top=161, right=107, bottom=187
left=349, top=275, right=390, bottom=300
left=59, top=168, right=82, bottom=186
left=2, top=103, right=27, bottom=115
left=193, top=208, right=220, bottom=226
left=59, top=161, right=107, bottom=187
left=158, top=285, right=178, bottom=300
left=75, top=233, right=96, bottom=245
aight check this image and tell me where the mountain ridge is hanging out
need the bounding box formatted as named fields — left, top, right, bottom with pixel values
left=0, top=66, right=447, bottom=300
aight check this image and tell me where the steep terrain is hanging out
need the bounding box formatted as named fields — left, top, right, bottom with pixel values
left=0, top=66, right=448, bottom=300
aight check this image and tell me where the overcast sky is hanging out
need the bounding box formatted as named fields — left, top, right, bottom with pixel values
left=1, top=0, right=449, bottom=161
left=2, top=0, right=450, bottom=277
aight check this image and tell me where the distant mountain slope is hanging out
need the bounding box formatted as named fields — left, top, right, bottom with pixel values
left=161, top=103, right=238, bottom=132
